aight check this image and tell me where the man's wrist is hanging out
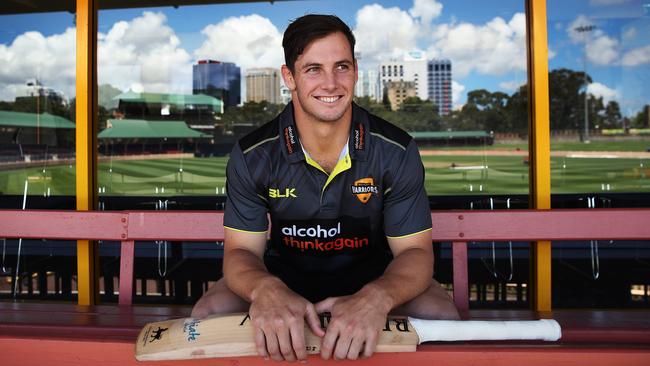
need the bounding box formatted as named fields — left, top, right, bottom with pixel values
left=360, top=282, right=394, bottom=314
left=250, top=275, right=284, bottom=302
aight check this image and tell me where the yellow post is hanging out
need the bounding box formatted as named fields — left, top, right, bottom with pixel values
left=75, top=0, right=99, bottom=305
left=526, top=0, right=552, bottom=312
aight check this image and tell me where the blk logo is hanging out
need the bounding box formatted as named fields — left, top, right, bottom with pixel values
left=269, top=188, right=297, bottom=198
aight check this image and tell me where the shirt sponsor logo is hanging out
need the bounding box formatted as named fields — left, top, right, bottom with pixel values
left=282, top=222, right=341, bottom=238
left=276, top=219, right=370, bottom=254
left=354, top=123, right=365, bottom=150
left=284, top=126, right=297, bottom=154
left=269, top=188, right=297, bottom=198
left=351, top=177, right=378, bottom=204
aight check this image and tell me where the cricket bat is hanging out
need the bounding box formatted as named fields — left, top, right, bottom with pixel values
left=135, top=313, right=561, bottom=361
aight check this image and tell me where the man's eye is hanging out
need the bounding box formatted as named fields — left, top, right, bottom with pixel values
left=336, top=64, right=350, bottom=71
left=307, top=67, right=320, bottom=74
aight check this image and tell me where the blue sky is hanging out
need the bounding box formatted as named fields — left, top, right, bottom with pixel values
left=0, top=0, right=648, bottom=116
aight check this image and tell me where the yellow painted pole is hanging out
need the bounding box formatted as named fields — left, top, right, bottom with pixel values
left=526, top=0, right=552, bottom=312
left=75, top=0, right=99, bottom=305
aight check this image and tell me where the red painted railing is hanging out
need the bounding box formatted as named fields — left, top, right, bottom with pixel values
left=1, top=208, right=649, bottom=310
left=1, top=208, right=650, bottom=366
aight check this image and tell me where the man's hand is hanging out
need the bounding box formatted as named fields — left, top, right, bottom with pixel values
left=249, top=277, right=325, bottom=362
left=315, top=284, right=392, bottom=360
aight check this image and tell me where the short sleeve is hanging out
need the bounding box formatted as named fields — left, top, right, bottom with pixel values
left=383, top=140, right=432, bottom=237
left=223, top=143, right=269, bottom=232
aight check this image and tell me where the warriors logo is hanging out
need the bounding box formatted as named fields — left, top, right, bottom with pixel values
left=351, top=177, right=378, bottom=204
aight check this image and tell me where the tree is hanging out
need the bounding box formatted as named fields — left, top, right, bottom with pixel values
left=631, top=105, right=649, bottom=128
left=548, top=68, right=592, bottom=131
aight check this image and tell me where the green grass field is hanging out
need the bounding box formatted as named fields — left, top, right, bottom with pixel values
left=1, top=140, right=649, bottom=197
left=435, top=139, right=650, bottom=152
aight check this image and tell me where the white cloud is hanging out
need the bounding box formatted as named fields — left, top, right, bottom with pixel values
left=567, top=15, right=619, bottom=66
left=499, top=80, right=523, bottom=92
left=0, top=28, right=76, bottom=101
left=426, top=12, right=527, bottom=78
left=621, top=45, right=650, bottom=66
left=98, top=11, right=192, bottom=94
left=587, top=82, right=620, bottom=104
left=622, top=27, right=637, bottom=41
left=409, top=0, right=443, bottom=26
left=451, top=80, right=465, bottom=109
left=194, top=14, right=283, bottom=70
left=0, top=11, right=197, bottom=102
left=353, top=4, right=420, bottom=64
left=586, top=33, right=619, bottom=66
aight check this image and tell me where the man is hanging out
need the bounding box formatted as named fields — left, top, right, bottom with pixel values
left=192, top=14, right=459, bottom=361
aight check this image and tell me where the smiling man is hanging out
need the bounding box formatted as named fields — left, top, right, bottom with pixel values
left=191, top=14, right=459, bottom=361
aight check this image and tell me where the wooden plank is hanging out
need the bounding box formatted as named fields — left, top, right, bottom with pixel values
left=2, top=337, right=649, bottom=366
left=0, top=210, right=126, bottom=240
left=125, top=211, right=225, bottom=241
left=431, top=209, right=650, bottom=241
left=118, top=241, right=135, bottom=306
left=451, top=241, right=469, bottom=314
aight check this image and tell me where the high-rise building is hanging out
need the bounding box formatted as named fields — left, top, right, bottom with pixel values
left=379, top=51, right=428, bottom=102
left=280, top=84, right=292, bottom=105
left=245, top=68, right=282, bottom=104
left=356, top=70, right=381, bottom=102
left=385, top=81, right=416, bottom=111
left=428, top=59, right=452, bottom=116
left=193, top=60, right=241, bottom=108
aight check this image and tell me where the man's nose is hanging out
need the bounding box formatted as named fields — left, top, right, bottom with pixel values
left=321, top=70, right=337, bottom=90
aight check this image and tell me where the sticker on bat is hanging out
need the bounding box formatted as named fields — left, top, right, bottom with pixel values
left=149, top=327, right=169, bottom=342
left=183, top=319, right=202, bottom=341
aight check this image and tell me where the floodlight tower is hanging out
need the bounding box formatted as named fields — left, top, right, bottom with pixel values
left=575, top=24, right=596, bottom=143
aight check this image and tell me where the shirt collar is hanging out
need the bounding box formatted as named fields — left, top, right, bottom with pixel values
left=278, top=101, right=370, bottom=163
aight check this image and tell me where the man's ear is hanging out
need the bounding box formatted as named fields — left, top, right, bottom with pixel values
left=281, top=65, right=296, bottom=91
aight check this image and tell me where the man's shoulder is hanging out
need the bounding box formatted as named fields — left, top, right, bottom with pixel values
left=237, top=116, right=281, bottom=155
left=361, top=107, right=413, bottom=151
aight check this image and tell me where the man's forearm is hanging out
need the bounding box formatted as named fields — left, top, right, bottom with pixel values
left=365, top=247, right=433, bottom=311
left=223, top=248, right=287, bottom=302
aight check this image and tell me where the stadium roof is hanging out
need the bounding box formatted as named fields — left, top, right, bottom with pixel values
left=99, top=119, right=210, bottom=139
left=0, top=111, right=75, bottom=129
left=410, top=131, right=492, bottom=139
left=115, top=91, right=223, bottom=112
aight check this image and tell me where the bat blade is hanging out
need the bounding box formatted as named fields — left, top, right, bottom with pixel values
left=135, top=313, right=419, bottom=361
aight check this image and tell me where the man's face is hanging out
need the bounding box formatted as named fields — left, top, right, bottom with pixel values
left=282, top=32, right=357, bottom=124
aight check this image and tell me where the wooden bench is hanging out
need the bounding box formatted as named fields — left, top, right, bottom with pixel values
left=1, top=209, right=650, bottom=365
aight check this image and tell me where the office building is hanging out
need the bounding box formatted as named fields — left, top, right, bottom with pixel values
left=385, top=81, right=416, bottom=111
left=379, top=51, right=428, bottom=102
left=356, top=70, right=381, bottom=102
left=245, top=68, right=281, bottom=104
left=193, top=60, right=241, bottom=108
left=428, top=59, right=452, bottom=116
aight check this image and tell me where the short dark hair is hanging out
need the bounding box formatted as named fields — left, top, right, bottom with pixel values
left=282, top=14, right=356, bottom=73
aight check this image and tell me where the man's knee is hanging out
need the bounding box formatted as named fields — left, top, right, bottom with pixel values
left=191, top=278, right=249, bottom=318
left=394, top=279, right=460, bottom=320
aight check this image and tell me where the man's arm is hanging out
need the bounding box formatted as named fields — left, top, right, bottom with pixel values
left=315, top=230, right=434, bottom=360
left=222, top=229, right=324, bottom=362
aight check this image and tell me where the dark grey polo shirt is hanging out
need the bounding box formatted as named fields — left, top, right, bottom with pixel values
left=223, top=102, right=431, bottom=302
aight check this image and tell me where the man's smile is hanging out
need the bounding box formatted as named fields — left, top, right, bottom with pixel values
left=315, top=96, right=343, bottom=103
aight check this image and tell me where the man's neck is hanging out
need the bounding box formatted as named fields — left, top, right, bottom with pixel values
left=294, top=106, right=352, bottom=158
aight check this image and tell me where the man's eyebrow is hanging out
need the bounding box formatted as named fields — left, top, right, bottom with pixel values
left=301, top=62, right=323, bottom=70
